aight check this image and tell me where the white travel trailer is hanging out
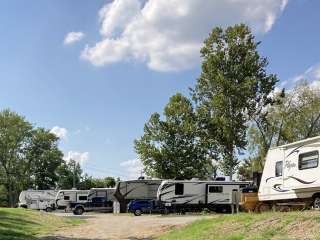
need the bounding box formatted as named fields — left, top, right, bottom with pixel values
left=18, top=190, right=57, bottom=211
left=158, top=180, right=250, bottom=213
left=55, top=189, right=89, bottom=209
left=114, top=179, right=162, bottom=212
left=258, top=136, right=320, bottom=209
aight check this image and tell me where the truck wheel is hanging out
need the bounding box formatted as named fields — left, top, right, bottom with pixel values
left=313, top=197, right=320, bottom=209
left=256, top=203, right=270, bottom=213
left=45, top=207, right=53, bottom=212
left=73, top=207, right=84, bottom=215
left=134, top=209, right=142, bottom=216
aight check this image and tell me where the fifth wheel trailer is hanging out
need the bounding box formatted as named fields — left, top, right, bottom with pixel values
left=157, top=180, right=250, bottom=213
left=114, top=179, right=162, bottom=212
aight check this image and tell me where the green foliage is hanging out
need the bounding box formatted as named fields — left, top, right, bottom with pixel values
left=56, top=160, right=82, bottom=189
left=79, top=175, right=116, bottom=189
left=25, top=128, right=63, bottom=190
left=240, top=81, right=320, bottom=179
left=192, top=24, right=278, bottom=178
left=0, top=109, right=33, bottom=206
left=135, top=93, right=213, bottom=179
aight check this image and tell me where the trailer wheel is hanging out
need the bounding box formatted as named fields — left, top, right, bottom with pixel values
left=45, top=207, right=53, bottom=212
left=73, top=207, right=84, bottom=215
left=134, top=209, right=142, bottom=216
left=313, top=197, right=320, bottom=209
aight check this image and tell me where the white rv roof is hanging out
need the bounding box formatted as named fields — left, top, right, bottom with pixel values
left=270, top=135, right=320, bottom=150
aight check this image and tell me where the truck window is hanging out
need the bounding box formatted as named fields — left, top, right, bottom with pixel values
left=79, top=196, right=87, bottom=201
left=299, top=151, right=319, bottom=170
left=175, top=183, right=184, bottom=195
left=275, top=161, right=283, bottom=177
left=209, top=186, right=223, bottom=193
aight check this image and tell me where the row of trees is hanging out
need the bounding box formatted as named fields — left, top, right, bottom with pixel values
left=0, top=110, right=116, bottom=207
left=135, top=24, right=320, bottom=180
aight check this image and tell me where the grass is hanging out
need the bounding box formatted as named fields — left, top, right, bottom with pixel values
left=0, top=208, right=83, bottom=240
left=157, top=211, right=320, bottom=240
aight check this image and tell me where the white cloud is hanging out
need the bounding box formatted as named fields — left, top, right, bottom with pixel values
left=64, top=31, right=85, bottom=45
left=81, top=0, right=287, bottom=72
left=63, top=151, right=90, bottom=166
left=50, top=126, right=68, bottom=140
left=120, top=159, right=144, bottom=179
left=290, top=63, right=320, bottom=89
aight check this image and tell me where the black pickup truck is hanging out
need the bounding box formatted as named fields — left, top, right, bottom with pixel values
left=69, top=196, right=113, bottom=215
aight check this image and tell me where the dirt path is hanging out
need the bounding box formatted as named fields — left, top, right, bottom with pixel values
left=43, top=213, right=209, bottom=240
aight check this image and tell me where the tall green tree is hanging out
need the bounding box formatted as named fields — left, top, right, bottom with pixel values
left=0, top=109, right=33, bottom=207
left=25, top=128, right=63, bottom=189
left=192, top=24, right=278, bottom=179
left=135, top=93, right=213, bottom=179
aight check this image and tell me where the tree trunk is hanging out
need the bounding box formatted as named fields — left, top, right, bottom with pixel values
left=6, top=181, right=14, bottom=208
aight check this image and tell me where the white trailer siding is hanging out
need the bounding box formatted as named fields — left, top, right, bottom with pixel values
left=259, top=136, right=320, bottom=202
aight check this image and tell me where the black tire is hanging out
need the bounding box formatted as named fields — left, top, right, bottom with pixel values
left=313, top=197, right=320, bottom=209
left=73, top=207, right=84, bottom=215
left=134, top=209, right=142, bottom=216
left=45, top=207, right=53, bottom=212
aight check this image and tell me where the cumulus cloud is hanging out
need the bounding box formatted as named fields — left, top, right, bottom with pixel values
left=64, top=31, right=85, bottom=45
left=50, top=126, right=68, bottom=140
left=120, top=159, right=144, bottom=179
left=63, top=151, right=90, bottom=166
left=81, top=0, right=287, bottom=72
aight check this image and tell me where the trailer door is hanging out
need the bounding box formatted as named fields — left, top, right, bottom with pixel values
left=206, top=185, right=231, bottom=205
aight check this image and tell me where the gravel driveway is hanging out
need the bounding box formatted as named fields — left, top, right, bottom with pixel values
left=43, top=213, right=209, bottom=240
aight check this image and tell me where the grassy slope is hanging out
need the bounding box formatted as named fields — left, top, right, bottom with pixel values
left=158, top=211, right=320, bottom=240
left=0, top=208, right=83, bottom=240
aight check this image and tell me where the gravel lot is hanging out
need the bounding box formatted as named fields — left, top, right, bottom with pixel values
left=43, top=212, right=210, bottom=240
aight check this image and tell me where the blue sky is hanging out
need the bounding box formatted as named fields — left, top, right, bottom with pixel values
left=0, top=0, right=319, bottom=179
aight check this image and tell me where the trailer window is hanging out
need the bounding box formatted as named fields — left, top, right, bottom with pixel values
left=64, top=196, right=70, bottom=200
left=299, top=151, right=319, bottom=170
left=79, top=196, right=87, bottom=201
left=275, top=161, right=283, bottom=177
left=175, top=183, right=184, bottom=195
left=209, top=186, right=223, bottom=193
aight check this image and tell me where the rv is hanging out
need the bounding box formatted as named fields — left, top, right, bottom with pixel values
left=18, top=190, right=57, bottom=211
left=158, top=180, right=250, bottom=213
left=55, top=189, right=89, bottom=209
left=70, top=188, right=115, bottom=215
left=257, top=136, right=320, bottom=211
left=114, top=179, right=162, bottom=212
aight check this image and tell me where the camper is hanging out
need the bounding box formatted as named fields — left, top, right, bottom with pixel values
left=158, top=180, right=250, bottom=213
left=114, top=179, right=162, bottom=212
left=257, top=136, right=320, bottom=211
left=18, top=190, right=57, bottom=211
left=70, top=188, right=115, bottom=215
left=55, top=189, right=89, bottom=209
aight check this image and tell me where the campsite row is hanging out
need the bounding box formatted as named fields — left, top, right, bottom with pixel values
left=18, top=136, right=320, bottom=215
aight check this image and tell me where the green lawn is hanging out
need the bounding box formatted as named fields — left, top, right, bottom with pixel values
left=158, top=211, right=320, bottom=240
left=0, top=208, right=83, bottom=240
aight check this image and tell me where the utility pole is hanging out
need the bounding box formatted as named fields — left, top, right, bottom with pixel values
left=72, top=159, right=76, bottom=189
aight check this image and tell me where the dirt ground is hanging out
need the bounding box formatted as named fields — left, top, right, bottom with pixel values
left=43, top=212, right=209, bottom=240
